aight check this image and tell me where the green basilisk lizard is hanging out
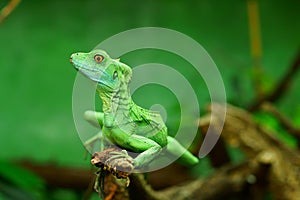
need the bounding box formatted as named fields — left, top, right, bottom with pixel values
left=70, top=49, right=199, bottom=169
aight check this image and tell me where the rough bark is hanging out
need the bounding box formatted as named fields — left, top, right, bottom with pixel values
left=19, top=104, right=300, bottom=199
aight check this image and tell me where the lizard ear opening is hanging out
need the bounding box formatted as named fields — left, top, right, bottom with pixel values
left=113, top=71, right=118, bottom=80
left=121, top=65, right=132, bottom=83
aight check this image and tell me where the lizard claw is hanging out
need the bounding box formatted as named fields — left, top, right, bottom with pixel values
left=106, top=150, right=134, bottom=176
left=105, top=150, right=133, bottom=173
left=106, top=150, right=129, bottom=160
left=92, top=148, right=134, bottom=179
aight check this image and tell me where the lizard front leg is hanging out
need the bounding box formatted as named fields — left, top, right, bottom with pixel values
left=83, top=111, right=104, bottom=151
left=84, top=110, right=104, bottom=127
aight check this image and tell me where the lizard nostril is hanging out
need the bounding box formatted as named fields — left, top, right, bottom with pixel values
left=70, top=57, right=73, bottom=63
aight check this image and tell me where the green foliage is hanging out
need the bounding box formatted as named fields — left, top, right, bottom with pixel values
left=50, top=189, right=79, bottom=200
left=226, top=145, right=246, bottom=164
left=0, top=161, right=45, bottom=199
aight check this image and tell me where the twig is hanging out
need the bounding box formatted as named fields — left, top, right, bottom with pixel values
left=0, top=0, right=21, bottom=25
left=247, top=0, right=264, bottom=97
left=260, top=102, right=300, bottom=144
left=249, top=48, right=300, bottom=111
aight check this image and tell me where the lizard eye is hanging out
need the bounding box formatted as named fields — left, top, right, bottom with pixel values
left=94, top=54, right=104, bottom=63
left=113, top=71, right=118, bottom=80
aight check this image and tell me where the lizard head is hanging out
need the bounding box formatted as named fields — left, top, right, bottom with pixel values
left=70, top=49, right=132, bottom=92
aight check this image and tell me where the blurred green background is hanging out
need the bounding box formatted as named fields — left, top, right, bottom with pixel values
left=0, top=0, right=299, bottom=199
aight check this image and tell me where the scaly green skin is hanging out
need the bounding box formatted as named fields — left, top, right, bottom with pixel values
left=70, top=49, right=199, bottom=168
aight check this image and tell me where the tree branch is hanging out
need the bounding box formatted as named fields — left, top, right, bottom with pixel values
left=202, top=104, right=300, bottom=199
left=0, top=0, right=21, bottom=24
left=260, top=102, right=300, bottom=144
left=249, top=48, right=300, bottom=111
left=129, top=159, right=269, bottom=200
left=16, top=104, right=300, bottom=199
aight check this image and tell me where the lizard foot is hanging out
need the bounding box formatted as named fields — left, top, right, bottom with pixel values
left=91, top=148, right=134, bottom=179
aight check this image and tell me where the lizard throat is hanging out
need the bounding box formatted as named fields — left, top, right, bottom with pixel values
left=98, top=81, right=131, bottom=115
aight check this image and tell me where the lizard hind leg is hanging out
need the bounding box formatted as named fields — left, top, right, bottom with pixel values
left=112, top=133, right=162, bottom=169
left=83, top=110, right=105, bottom=152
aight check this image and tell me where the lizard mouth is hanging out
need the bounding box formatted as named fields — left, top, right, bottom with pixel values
left=71, top=60, right=115, bottom=89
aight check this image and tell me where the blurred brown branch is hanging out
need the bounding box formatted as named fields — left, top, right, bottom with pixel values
left=0, top=0, right=21, bottom=25
left=18, top=104, right=300, bottom=200
left=128, top=159, right=268, bottom=200
left=17, top=160, right=94, bottom=190
left=260, top=102, right=300, bottom=144
left=200, top=104, right=300, bottom=199
left=249, top=48, right=300, bottom=111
